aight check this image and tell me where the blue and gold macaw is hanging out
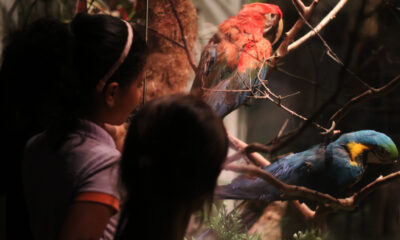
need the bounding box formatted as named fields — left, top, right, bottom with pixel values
left=216, top=130, right=398, bottom=201
left=191, top=3, right=283, bottom=118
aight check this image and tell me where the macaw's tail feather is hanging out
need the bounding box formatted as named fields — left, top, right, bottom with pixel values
left=214, top=182, right=275, bottom=201
left=214, top=185, right=252, bottom=200
left=215, top=174, right=278, bottom=201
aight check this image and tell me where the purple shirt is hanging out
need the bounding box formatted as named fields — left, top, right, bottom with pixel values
left=22, top=120, right=120, bottom=240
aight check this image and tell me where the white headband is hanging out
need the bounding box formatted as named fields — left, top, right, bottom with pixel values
left=96, top=20, right=134, bottom=92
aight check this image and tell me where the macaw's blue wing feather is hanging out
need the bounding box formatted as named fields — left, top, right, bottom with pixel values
left=191, top=42, right=218, bottom=90
left=215, top=145, right=327, bottom=202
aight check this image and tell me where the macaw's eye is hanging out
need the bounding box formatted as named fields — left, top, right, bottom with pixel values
left=264, top=13, right=279, bottom=24
left=373, top=147, right=384, bottom=157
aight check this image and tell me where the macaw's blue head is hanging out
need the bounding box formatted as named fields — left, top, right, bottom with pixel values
left=334, top=130, right=398, bottom=165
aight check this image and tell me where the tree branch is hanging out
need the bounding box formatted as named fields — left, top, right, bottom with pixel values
left=167, top=0, right=198, bottom=72
left=330, top=74, right=400, bottom=123
left=272, top=0, right=320, bottom=63
left=352, top=171, right=400, bottom=205
left=287, top=0, right=350, bottom=53
left=244, top=0, right=368, bottom=156
left=134, top=23, right=186, bottom=49
left=224, top=163, right=400, bottom=213
left=227, top=132, right=270, bottom=167
left=224, top=163, right=346, bottom=208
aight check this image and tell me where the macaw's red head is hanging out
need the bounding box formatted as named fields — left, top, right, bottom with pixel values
left=236, top=3, right=283, bottom=45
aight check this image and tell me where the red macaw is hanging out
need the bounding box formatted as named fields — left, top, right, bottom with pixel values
left=191, top=3, right=283, bottom=118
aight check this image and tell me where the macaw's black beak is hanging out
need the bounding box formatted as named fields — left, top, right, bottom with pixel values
left=263, top=13, right=283, bottom=45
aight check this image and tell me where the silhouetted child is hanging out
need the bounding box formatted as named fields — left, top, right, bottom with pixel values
left=2, top=13, right=147, bottom=239
left=114, top=94, right=229, bottom=240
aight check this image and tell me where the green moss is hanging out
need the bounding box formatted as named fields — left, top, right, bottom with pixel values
left=205, top=204, right=261, bottom=240
left=292, top=229, right=326, bottom=240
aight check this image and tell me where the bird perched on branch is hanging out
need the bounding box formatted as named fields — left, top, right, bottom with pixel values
left=191, top=3, right=283, bottom=117
left=216, top=130, right=398, bottom=201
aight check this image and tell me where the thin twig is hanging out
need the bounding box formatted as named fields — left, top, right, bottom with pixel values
left=202, top=88, right=252, bottom=93
left=330, top=74, right=400, bottom=123
left=251, top=94, right=329, bottom=132
left=275, top=67, right=317, bottom=85
left=277, top=119, right=289, bottom=138
left=134, top=23, right=185, bottom=48
left=255, top=79, right=311, bottom=126
left=292, top=0, right=374, bottom=91
left=167, top=0, right=198, bottom=72
left=352, top=171, right=400, bottom=205
left=246, top=85, right=337, bottom=154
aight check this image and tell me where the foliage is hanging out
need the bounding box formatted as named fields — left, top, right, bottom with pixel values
left=206, top=204, right=261, bottom=240
left=292, top=229, right=325, bottom=240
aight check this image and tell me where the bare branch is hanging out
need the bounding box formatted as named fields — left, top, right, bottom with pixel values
left=167, top=0, right=198, bottom=72
left=273, top=0, right=320, bottom=62
left=287, top=0, right=374, bottom=93
left=289, top=200, right=316, bottom=220
left=202, top=88, right=251, bottom=93
left=227, top=132, right=270, bottom=167
left=275, top=67, right=317, bottom=85
left=330, top=74, right=400, bottom=123
left=320, top=121, right=339, bottom=135
left=251, top=93, right=330, bottom=132
left=352, top=171, right=400, bottom=205
left=135, top=24, right=185, bottom=49
left=288, top=0, right=350, bottom=53
left=224, top=164, right=400, bottom=213
left=224, top=163, right=346, bottom=208
left=277, top=119, right=289, bottom=139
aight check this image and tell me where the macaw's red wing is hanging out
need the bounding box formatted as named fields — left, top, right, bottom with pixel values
left=191, top=34, right=271, bottom=118
left=191, top=3, right=282, bottom=118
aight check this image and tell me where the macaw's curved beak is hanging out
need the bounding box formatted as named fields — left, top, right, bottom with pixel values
left=263, top=13, right=283, bottom=45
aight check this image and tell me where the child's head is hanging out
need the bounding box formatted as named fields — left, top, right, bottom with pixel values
left=117, top=94, right=228, bottom=239
left=70, top=14, right=147, bottom=125
left=2, top=14, right=147, bottom=133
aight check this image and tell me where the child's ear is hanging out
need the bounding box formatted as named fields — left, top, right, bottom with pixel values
left=104, top=82, right=120, bottom=107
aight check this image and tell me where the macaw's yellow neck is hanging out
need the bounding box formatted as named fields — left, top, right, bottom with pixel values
left=347, top=142, right=371, bottom=166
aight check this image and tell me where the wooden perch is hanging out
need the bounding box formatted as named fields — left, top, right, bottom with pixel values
left=224, top=163, right=400, bottom=216
left=227, top=132, right=270, bottom=168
